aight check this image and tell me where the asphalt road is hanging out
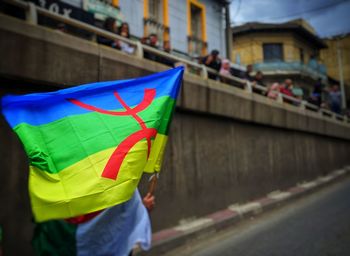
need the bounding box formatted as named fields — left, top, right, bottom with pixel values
left=169, top=176, right=350, bottom=256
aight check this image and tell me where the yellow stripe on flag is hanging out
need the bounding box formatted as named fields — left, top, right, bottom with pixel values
left=144, top=134, right=168, bottom=173
left=29, top=140, right=149, bottom=222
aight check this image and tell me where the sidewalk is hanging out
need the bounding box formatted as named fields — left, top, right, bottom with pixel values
left=136, top=166, right=350, bottom=255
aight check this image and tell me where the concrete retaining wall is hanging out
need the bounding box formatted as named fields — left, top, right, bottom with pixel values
left=1, top=14, right=350, bottom=255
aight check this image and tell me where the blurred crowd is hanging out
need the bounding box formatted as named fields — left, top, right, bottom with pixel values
left=57, top=18, right=346, bottom=116
left=94, top=18, right=176, bottom=67
left=198, top=49, right=344, bottom=115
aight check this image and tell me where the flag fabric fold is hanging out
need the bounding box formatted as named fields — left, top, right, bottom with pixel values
left=1, top=67, right=184, bottom=222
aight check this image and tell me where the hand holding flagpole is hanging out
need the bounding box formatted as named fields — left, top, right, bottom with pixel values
left=143, top=174, right=158, bottom=211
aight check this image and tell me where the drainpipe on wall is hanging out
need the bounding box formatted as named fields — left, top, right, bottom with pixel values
left=336, top=37, right=347, bottom=110
left=224, top=1, right=233, bottom=61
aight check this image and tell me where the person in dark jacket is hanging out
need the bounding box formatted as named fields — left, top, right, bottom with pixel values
left=252, top=70, right=266, bottom=95
left=200, top=49, right=221, bottom=80
left=142, top=33, right=160, bottom=62
left=241, top=64, right=254, bottom=82
left=97, top=17, right=118, bottom=48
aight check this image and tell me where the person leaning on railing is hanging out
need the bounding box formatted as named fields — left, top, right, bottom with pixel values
left=200, top=49, right=222, bottom=80
left=240, top=64, right=254, bottom=82
left=97, top=17, right=119, bottom=48
left=327, top=84, right=342, bottom=114
left=267, top=82, right=282, bottom=100
left=280, top=79, right=296, bottom=104
left=252, top=71, right=266, bottom=95
left=116, top=22, right=135, bottom=54
left=142, top=33, right=160, bottom=62
left=307, top=78, right=323, bottom=107
left=219, top=59, right=231, bottom=76
left=238, top=64, right=254, bottom=90
left=219, top=59, right=232, bottom=84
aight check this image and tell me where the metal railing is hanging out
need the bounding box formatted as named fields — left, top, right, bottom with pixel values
left=253, top=61, right=328, bottom=81
left=2, top=0, right=349, bottom=125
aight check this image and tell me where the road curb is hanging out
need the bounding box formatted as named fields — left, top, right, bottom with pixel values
left=136, top=166, right=350, bottom=255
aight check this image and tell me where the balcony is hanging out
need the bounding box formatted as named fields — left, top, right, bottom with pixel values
left=253, top=61, right=327, bottom=81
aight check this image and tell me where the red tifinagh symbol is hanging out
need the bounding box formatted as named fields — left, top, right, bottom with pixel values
left=67, top=88, right=157, bottom=180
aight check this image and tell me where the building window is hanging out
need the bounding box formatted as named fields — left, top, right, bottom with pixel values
left=263, top=43, right=283, bottom=62
left=191, top=4, right=201, bottom=39
left=149, top=0, right=163, bottom=22
left=187, top=0, right=207, bottom=57
left=144, top=0, right=169, bottom=46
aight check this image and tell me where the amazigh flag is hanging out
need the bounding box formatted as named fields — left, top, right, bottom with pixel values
left=1, top=67, right=184, bottom=222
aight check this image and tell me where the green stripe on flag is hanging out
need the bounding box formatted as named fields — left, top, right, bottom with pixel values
left=14, top=96, right=175, bottom=173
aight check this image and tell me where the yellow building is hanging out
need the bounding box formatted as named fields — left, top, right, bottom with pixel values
left=231, top=19, right=328, bottom=93
left=320, top=34, right=350, bottom=102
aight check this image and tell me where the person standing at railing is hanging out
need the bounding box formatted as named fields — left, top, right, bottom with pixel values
left=97, top=17, right=119, bottom=48
left=116, top=22, right=135, bottom=54
left=200, top=49, right=222, bottom=80
left=142, top=33, right=160, bottom=62
left=327, top=84, right=342, bottom=114
left=280, top=79, right=295, bottom=104
left=219, top=59, right=232, bottom=84
left=219, top=59, right=231, bottom=76
left=253, top=71, right=265, bottom=86
left=252, top=71, right=266, bottom=95
left=241, top=64, right=254, bottom=82
left=312, top=78, right=323, bottom=107
left=239, top=64, right=254, bottom=90
left=267, top=82, right=282, bottom=100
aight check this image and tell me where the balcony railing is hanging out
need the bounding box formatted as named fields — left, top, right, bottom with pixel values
left=253, top=61, right=328, bottom=81
left=1, top=0, right=349, bottom=125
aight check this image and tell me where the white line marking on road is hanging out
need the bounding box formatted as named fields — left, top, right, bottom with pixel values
left=174, top=218, right=213, bottom=232
left=228, top=202, right=262, bottom=215
left=317, top=175, right=334, bottom=183
left=333, top=169, right=345, bottom=176
left=267, top=191, right=291, bottom=201
left=298, top=181, right=317, bottom=189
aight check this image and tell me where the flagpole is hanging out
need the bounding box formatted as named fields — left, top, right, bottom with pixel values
left=148, top=174, right=158, bottom=195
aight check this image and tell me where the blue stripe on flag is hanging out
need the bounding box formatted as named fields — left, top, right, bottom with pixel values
left=2, top=67, right=183, bottom=127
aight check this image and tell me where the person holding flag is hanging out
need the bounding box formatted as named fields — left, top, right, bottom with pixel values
left=1, top=67, right=184, bottom=255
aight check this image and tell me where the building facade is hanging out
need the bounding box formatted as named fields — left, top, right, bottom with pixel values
left=119, top=0, right=227, bottom=57
left=320, top=34, right=350, bottom=103
left=231, top=19, right=328, bottom=93
left=32, top=0, right=227, bottom=59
